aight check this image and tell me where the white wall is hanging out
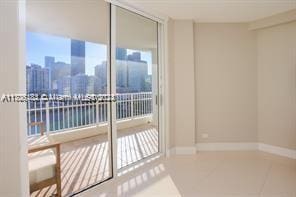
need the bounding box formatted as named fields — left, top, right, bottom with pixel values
left=0, top=1, right=29, bottom=196
left=170, top=20, right=196, bottom=148
left=195, top=23, right=257, bottom=143
left=168, top=19, right=296, bottom=152
left=168, top=22, right=258, bottom=148
left=257, top=21, right=296, bottom=150
left=167, top=19, right=176, bottom=148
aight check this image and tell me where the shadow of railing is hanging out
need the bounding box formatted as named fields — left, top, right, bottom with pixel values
left=31, top=125, right=158, bottom=197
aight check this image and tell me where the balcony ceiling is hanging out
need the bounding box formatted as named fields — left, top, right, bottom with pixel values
left=26, top=0, right=157, bottom=51
left=124, top=0, right=296, bottom=22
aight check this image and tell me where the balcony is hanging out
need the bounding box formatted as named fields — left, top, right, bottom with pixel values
left=27, top=92, right=159, bottom=196
left=27, top=92, right=153, bottom=136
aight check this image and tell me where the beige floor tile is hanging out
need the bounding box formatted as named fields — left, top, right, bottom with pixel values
left=260, top=161, right=296, bottom=197
left=80, top=151, right=295, bottom=197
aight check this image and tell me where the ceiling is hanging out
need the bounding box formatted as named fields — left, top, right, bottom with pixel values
left=27, top=0, right=157, bottom=50
left=124, top=0, right=296, bottom=22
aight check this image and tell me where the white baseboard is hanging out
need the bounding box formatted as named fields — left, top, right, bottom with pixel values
left=169, top=146, right=196, bottom=155
left=196, top=142, right=258, bottom=151
left=167, top=147, right=176, bottom=156
left=258, top=143, right=296, bottom=159
left=168, top=143, right=295, bottom=159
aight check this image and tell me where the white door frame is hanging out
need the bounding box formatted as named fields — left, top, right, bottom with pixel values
left=19, top=0, right=169, bottom=195
left=110, top=4, right=118, bottom=177
left=108, top=1, right=170, bottom=176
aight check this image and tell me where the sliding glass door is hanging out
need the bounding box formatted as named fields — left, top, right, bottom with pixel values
left=26, top=1, right=113, bottom=196
left=113, top=6, right=159, bottom=169
left=26, top=2, right=160, bottom=196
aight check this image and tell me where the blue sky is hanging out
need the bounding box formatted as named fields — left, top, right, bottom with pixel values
left=26, top=32, right=152, bottom=75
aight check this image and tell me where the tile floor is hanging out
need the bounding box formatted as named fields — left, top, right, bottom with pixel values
left=79, top=151, right=296, bottom=197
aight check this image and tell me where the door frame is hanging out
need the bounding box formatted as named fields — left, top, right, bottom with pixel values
left=109, top=2, right=169, bottom=177
left=20, top=0, right=170, bottom=196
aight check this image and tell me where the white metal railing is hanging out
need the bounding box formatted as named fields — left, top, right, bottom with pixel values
left=27, top=92, right=153, bottom=136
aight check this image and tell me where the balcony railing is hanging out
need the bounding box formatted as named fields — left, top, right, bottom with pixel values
left=27, top=92, right=153, bottom=136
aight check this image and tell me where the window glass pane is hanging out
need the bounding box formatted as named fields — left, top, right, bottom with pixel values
left=26, top=1, right=111, bottom=196
left=115, top=7, right=159, bottom=169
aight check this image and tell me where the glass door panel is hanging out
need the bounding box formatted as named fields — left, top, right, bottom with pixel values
left=114, top=7, right=159, bottom=169
left=26, top=1, right=112, bottom=196
left=26, top=2, right=161, bottom=196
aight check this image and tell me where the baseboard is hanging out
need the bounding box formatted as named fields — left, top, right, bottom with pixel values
left=168, top=143, right=295, bottom=159
left=196, top=142, right=258, bottom=151
left=169, top=146, right=196, bottom=155
left=167, top=147, right=175, bottom=156
left=258, top=143, right=296, bottom=159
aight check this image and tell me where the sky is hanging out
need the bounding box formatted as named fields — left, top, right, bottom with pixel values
left=26, top=32, right=153, bottom=75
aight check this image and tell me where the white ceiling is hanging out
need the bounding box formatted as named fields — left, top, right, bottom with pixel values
left=124, top=0, right=296, bottom=22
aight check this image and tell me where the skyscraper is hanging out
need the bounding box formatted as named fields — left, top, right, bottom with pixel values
left=26, top=64, right=50, bottom=94
left=57, top=76, right=71, bottom=95
left=116, top=60, right=128, bottom=91
left=49, top=61, right=71, bottom=93
left=44, top=56, right=55, bottom=68
left=87, top=76, right=99, bottom=94
left=71, top=39, right=85, bottom=76
left=71, top=74, right=88, bottom=95
left=95, top=61, right=107, bottom=93
left=116, top=48, right=127, bottom=60
left=127, top=61, right=148, bottom=92
left=127, top=52, right=141, bottom=62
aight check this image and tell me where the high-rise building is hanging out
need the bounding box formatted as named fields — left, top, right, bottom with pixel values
left=49, top=61, right=71, bottom=93
left=71, top=39, right=85, bottom=76
left=87, top=76, right=99, bottom=94
left=44, top=56, right=71, bottom=93
left=116, top=48, right=127, bottom=60
left=71, top=74, right=88, bottom=95
left=94, top=51, right=149, bottom=93
left=26, top=64, right=50, bottom=94
left=44, top=56, right=55, bottom=68
left=57, top=76, right=71, bottom=95
left=50, top=61, right=71, bottom=81
left=116, top=60, right=128, bottom=90
left=127, top=52, right=141, bottom=62
left=145, top=75, right=152, bottom=92
left=95, top=61, right=107, bottom=93
left=127, top=61, right=148, bottom=92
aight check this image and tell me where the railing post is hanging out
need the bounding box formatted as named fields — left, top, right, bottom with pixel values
left=45, top=101, right=50, bottom=134
left=96, top=101, right=99, bottom=125
left=130, top=94, right=134, bottom=119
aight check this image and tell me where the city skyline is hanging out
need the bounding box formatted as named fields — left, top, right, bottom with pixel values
left=26, top=32, right=152, bottom=95
left=26, top=31, right=153, bottom=76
